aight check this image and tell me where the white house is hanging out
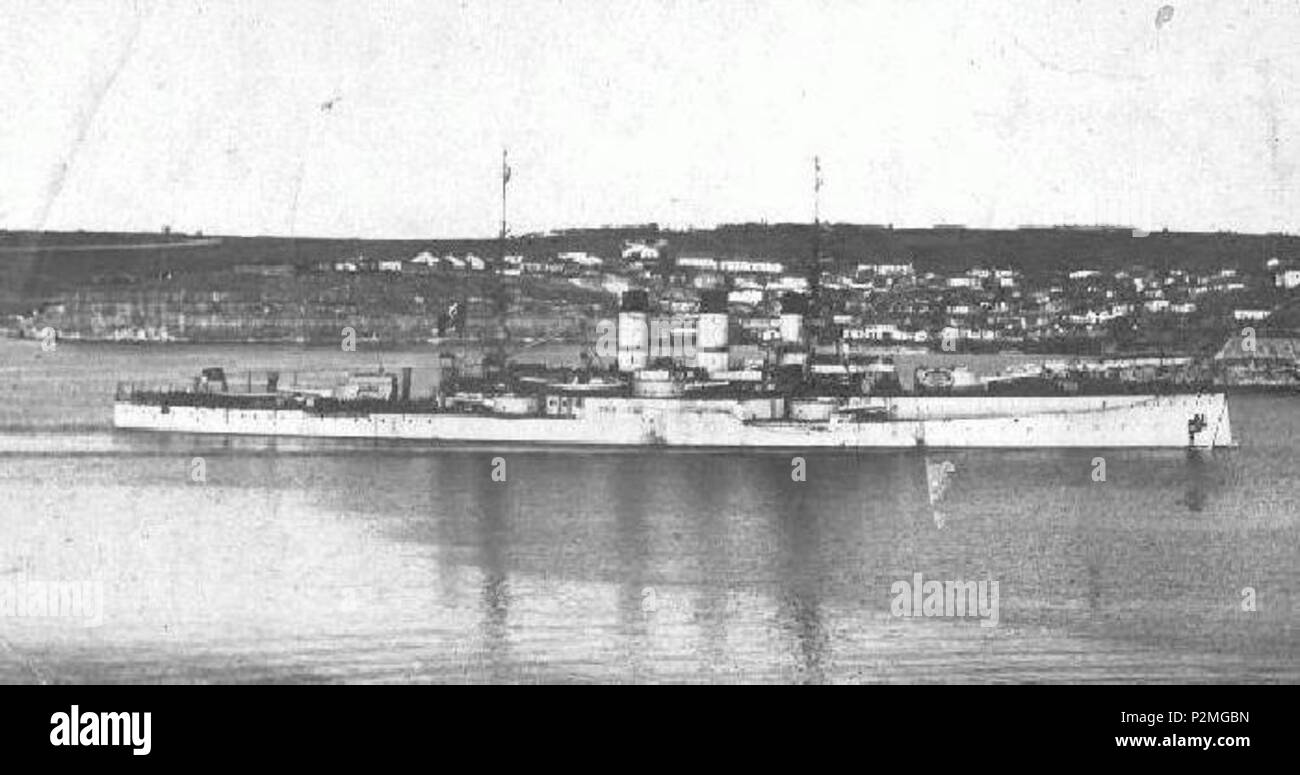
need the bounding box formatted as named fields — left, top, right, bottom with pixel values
left=767, top=276, right=809, bottom=292
left=856, top=263, right=914, bottom=277
left=622, top=240, right=662, bottom=261
left=602, top=275, right=631, bottom=296
left=1233, top=309, right=1272, bottom=321
left=677, top=256, right=718, bottom=271
left=727, top=289, right=764, bottom=306
left=691, top=273, right=724, bottom=290
left=720, top=259, right=783, bottom=274
left=1276, top=269, right=1300, bottom=289
left=844, top=323, right=908, bottom=341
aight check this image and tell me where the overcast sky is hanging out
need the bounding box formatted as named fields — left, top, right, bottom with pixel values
left=1, top=0, right=1298, bottom=238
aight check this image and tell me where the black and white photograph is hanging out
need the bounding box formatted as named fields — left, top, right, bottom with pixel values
left=0, top=0, right=1294, bottom=723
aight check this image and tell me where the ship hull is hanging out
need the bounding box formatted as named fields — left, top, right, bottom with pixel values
left=113, top=393, right=1235, bottom=449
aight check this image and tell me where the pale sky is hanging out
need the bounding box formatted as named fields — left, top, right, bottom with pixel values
left=1, top=0, right=1298, bottom=238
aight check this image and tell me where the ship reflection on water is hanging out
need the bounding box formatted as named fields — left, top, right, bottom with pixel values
left=471, top=465, right=512, bottom=681
left=1, top=395, right=1298, bottom=683
left=333, top=435, right=1291, bottom=682
left=925, top=457, right=958, bottom=529
left=1181, top=450, right=1209, bottom=513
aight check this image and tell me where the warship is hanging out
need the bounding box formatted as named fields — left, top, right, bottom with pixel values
left=112, top=157, right=1234, bottom=449
left=113, top=289, right=1234, bottom=449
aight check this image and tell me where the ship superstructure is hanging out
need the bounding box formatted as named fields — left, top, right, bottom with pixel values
left=114, top=288, right=1235, bottom=449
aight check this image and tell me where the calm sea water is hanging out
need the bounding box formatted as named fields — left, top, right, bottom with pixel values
left=0, top=342, right=1297, bottom=683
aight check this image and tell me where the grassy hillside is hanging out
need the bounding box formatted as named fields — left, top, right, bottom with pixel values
left=4, top=224, right=1295, bottom=293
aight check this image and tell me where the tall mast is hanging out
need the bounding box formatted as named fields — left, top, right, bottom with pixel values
left=811, top=155, right=823, bottom=283
left=808, top=156, right=824, bottom=341
left=501, top=148, right=510, bottom=258
left=813, top=155, right=822, bottom=230
left=811, top=156, right=821, bottom=283
left=490, top=148, right=512, bottom=371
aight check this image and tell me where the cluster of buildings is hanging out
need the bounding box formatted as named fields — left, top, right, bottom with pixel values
left=841, top=263, right=1274, bottom=349
left=11, top=229, right=1299, bottom=377
left=296, top=235, right=1300, bottom=357
left=315, top=249, right=609, bottom=277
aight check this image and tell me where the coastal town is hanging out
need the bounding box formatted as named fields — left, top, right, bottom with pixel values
left=5, top=224, right=1300, bottom=388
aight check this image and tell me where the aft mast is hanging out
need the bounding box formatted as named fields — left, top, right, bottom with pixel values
left=808, top=155, right=827, bottom=344
left=500, top=148, right=510, bottom=256
left=486, top=148, right=513, bottom=378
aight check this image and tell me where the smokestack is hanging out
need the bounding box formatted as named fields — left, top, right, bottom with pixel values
left=779, top=293, right=807, bottom=345
left=696, top=289, right=729, bottom=374
left=617, top=290, right=650, bottom=373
